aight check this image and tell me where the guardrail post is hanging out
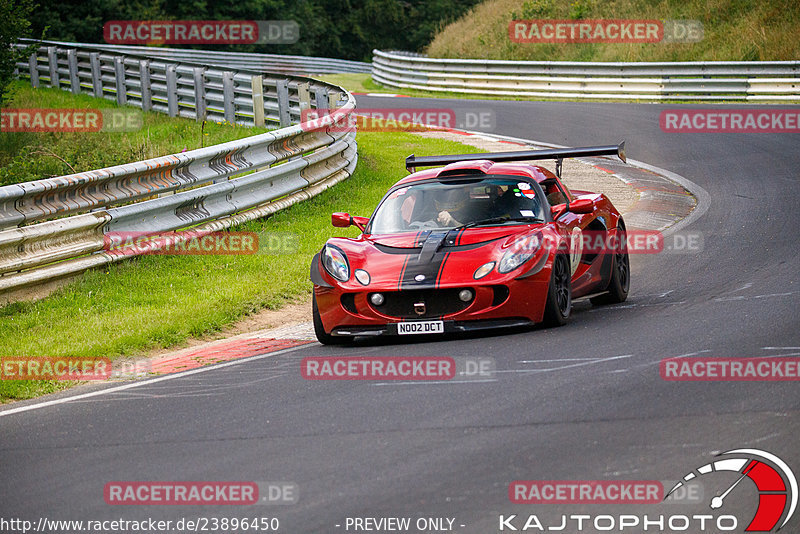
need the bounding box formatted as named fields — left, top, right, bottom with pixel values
left=297, top=82, right=310, bottom=116
left=329, top=91, right=342, bottom=109
left=166, top=65, right=178, bottom=117
left=89, top=53, right=102, bottom=97
left=114, top=57, right=127, bottom=106
left=67, top=49, right=80, bottom=94
left=222, top=71, right=235, bottom=124
left=47, top=46, right=59, bottom=88
left=251, top=75, right=265, bottom=128
left=28, top=53, right=39, bottom=88
left=276, top=79, right=291, bottom=128
left=193, top=67, right=206, bottom=121
left=313, top=87, right=329, bottom=114
left=139, top=60, right=151, bottom=111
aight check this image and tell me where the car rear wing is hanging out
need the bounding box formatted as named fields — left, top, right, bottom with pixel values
left=405, top=142, right=626, bottom=176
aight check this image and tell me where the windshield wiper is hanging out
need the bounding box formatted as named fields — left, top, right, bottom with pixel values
left=451, top=216, right=543, bottom=232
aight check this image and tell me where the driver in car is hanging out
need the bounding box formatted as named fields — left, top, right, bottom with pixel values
left=435, top=188, right=471, bottom=226
left=400, top=189, right=443, bottom=229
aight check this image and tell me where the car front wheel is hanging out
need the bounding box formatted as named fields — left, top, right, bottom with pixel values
left=542, top=253, right=572, bottom=327
left=591, top=223, right=630, bottom=305
left=312, top=293, right=353, bottom=345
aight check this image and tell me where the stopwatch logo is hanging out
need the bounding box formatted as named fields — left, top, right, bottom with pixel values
left=665, top=448, right=797, bottom=531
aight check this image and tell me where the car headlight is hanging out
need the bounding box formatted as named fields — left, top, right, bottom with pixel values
left=498, top=235, right=541, bottom=274
left=473, top=262, right=495, bottom=280
left=322, top=245, right=350, bottom=282
left=354, top=269, right=370, bottom=286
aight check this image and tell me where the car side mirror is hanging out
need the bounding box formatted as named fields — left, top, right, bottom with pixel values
left=332, top=212, right=351, bottom=227
left=351, top=216, right=369, bottom=231
left=332, top=212, right=369, bottom=231
left=569, top=198, right=594, bottom=214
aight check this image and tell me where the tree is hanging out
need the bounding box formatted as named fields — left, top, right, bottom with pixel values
left=0, top=0, right=40, bottom=106
left=28, top=0, right=483, bottom=62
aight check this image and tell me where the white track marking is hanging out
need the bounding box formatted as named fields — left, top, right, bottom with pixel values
left=635, top=290, right=675, bottom=299
left=370, top=379, right=497, bottom=386
left=497, top=354, right=633, bottom=373
left=588, top=300, right=686, bottom=312
left=714, top=291, right=797, bottom=302
left=517, top=358, right=600, bottom=363
left=0, top=344, right=312, bottom=418
left=751, top=432, right=781, bottom=444
left=670, top=350, right=713, bottom=359
left=602, top=349, right=709, bottom=372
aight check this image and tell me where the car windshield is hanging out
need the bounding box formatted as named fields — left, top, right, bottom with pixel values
left=369, top=177, right=545, bottom=234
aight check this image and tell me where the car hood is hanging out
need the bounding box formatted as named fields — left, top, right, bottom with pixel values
left=324, top=224, right=548, bottom=290
left=369, top=226, right=535, bottom=248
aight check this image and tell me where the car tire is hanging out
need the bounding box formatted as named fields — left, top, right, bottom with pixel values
left=591, top=223, right=630, bottom=305
left=542, top=253, right=572, bottom=327
left=313, top=293, right=353, bottom=345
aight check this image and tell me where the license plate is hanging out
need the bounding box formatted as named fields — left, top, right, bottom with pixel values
left=396, top=320, right=444, bottom=335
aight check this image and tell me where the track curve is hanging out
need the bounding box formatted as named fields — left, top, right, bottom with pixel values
left=1, top=97, right=799, bottom=533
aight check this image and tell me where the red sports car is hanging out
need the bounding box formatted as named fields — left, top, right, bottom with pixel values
left=310, top=143, right=630, bottom=344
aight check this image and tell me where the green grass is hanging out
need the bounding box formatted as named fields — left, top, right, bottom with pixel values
left=426, top=0, right=800, bottom=62
left=310, top=73, right=462, bottom=101
left=0, top=81, right=270, bottom=186
left=0, top=122, right=483, bottom=401
left=314, top=73, right=386, bottom=94
left=316, top=72, right=675, bottom=103
left=315, top=73, right=510, bottom=100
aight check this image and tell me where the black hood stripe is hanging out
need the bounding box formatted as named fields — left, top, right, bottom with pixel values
left=434, top=228, right=466, bottom=289
left=400, top=230, right=448, bottom=290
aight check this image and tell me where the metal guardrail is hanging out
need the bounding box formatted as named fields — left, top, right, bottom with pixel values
left=372, top=49, right=800, bottom=101
left=16, top=41, right=344, bottom=127
left=0, top=42, right=358, bottom=297
left=20, top=39, right=372, bottom=76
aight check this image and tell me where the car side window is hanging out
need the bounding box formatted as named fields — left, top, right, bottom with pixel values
left=542, top=180, right=567, bottom=206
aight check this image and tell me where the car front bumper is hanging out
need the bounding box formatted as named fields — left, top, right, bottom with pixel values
left=314, top=272, right=551, bottom=338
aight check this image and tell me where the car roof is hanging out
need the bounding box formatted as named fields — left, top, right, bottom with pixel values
left=394, top=160, right=558, bottom=187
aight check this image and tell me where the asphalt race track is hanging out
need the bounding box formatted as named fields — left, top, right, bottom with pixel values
left=2, top=98, right=799, bottom=533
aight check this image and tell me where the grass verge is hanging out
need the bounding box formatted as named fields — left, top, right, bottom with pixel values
left=0, top=81, right=270, bottom=186
left=0, top=121, right=483, bottom=401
